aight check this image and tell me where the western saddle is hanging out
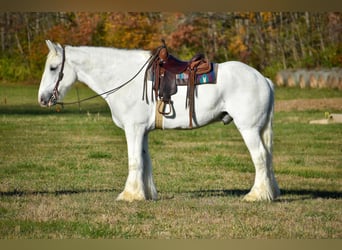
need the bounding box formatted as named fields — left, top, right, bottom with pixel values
left=143, top=40, right=212, bottom=128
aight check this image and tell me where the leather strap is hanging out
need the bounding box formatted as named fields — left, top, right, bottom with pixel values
left=188, top=68, right=196, bottom=128
left=155, top=100, right=164, bottom=129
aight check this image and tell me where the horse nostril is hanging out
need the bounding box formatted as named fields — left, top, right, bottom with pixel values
left=40, top=97, right=47, bottom=106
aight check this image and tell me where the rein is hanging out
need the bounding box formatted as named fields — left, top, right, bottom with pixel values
left=52, top=46, right=155, bottom=107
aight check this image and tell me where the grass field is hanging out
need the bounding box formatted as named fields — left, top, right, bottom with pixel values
left=0, top=82, right=341, bottom=239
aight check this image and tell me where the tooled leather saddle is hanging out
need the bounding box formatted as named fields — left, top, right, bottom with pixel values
left=143, top=40, right=212, bottom=128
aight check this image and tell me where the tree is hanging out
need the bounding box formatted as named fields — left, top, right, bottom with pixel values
left=0, top=12, right=340, bottom=82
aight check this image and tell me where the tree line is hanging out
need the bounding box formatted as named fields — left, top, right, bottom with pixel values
left=0, top=12, right=341, bottom=82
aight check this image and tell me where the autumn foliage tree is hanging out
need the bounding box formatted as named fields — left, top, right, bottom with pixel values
left=102, top=13, right=163, bottom=50
left=0, top=12, right=341, bottom=82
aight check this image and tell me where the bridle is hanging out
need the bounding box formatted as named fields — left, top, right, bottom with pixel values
left=48, top=45, right=66, bottom=106
left=48, top=44, right=155, bottom=107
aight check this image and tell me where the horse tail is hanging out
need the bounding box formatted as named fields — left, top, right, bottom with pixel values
left=261, top=78, right=280, bottom=198
left=262, top=78, right=274, bottom=156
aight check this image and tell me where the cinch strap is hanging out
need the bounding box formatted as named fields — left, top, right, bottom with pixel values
left=155, top=100, right=164, bottom=129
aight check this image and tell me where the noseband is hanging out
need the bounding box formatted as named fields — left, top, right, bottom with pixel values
left=49, top=46, right=66, bottom=105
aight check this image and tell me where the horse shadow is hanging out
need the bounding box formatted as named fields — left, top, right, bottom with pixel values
left=1, top=188, right=341, bottom=202
left=185, top=188, right=342, bottom=202
left=0, top=188, right=117, bottom=197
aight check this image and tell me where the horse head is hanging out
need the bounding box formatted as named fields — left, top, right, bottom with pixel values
left=38, top=40, right=76, bottom=107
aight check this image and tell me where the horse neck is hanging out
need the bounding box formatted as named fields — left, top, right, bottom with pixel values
left=66, top=46, right=150, bottom=96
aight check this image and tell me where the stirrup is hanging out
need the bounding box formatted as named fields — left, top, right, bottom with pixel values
left=158, top=99, right=172, bottom=115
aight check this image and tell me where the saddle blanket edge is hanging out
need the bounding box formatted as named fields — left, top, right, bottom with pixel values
left=176, top=63, right=218, bottom=86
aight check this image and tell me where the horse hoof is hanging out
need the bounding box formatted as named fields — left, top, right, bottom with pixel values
left=116, top=191, right=146, bottom=202
left=243, top=190, right=273, bottom=202
left=243, top=192, right=259, bottom=202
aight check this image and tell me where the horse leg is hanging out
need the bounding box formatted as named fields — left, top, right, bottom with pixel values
left=142, top=133, right=158, bottom=200
left=116, top=125, right=146, bottom=201
left=239, top=127, right=280, bottom=201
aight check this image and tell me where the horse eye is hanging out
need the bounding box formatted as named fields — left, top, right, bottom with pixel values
left=50, top=65, right=58, bottom=71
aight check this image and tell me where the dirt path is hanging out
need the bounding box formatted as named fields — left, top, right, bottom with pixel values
left=275, top=98, right=342, bottom=112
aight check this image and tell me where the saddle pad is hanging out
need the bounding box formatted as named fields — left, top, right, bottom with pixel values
left=176, top=63, right=218, bottom=86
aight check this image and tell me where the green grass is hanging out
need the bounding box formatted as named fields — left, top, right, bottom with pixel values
left=0, top=82, right=341, bottom=239
left=274, top=86, right=342, bottom=100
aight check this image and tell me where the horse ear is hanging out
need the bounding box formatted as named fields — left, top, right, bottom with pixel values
left=46, top=40, right=57, bottom=54
left=55, top=43, right=63, bottom=53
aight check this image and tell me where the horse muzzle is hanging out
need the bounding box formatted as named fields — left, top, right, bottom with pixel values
left=39, top=91, right=58, bottom=107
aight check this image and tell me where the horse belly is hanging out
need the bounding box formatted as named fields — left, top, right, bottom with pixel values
left=162, top=84, right=223, bottom=129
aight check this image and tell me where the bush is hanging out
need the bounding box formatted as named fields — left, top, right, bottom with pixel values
left=0, top=57, right=32, bottom=82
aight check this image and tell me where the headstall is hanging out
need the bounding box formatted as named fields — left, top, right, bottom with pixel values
left=49, top=46, right=66, bottom=106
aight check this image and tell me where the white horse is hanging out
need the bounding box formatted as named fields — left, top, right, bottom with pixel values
left=38, top=40, right=280, bottom=202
